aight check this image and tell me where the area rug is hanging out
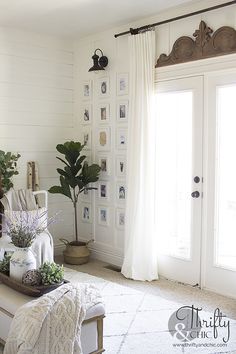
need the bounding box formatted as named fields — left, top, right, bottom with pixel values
left=1, top=267, right=236, bottom=354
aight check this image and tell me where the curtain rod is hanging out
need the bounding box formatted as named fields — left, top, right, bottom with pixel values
left=114, top=1, right=236, bottom=38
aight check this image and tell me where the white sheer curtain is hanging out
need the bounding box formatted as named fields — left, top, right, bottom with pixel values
left=121, top=30, right=158, bottom=281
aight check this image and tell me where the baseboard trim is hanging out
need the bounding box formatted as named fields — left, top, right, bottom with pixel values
left=90, top=248, right=123, bottom=267
left=54, top=243, right=65, bottom=256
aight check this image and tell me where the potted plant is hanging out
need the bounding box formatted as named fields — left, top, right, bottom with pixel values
left=48, top=141, right=100, bottom=265
left=0, top=150, right=21, bottom=196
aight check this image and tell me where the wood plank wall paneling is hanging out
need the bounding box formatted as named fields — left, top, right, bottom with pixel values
left=0, top=29, right=75, bottom=245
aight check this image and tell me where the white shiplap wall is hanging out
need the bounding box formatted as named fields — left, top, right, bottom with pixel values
left=0, top=28, right=75, bottom=250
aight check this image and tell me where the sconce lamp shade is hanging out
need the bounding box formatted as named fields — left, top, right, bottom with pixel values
left=89, top=48, right=108, bottom=72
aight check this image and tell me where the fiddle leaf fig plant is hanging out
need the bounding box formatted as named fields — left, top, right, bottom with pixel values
left=48, top=141, right=101, bottom=244
left=0, top=150, right=21, bottom=194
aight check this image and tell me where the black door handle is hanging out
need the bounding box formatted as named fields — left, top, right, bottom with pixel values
left=191, top=191, right=200, bottom=198
left=194, top=176, right=200, bottom=183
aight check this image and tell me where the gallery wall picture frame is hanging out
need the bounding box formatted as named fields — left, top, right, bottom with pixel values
left=98, top=206, right=109, bottom=226
left=117, top=100, right=128, bottom=123
left=97, top=127, right=111, bottom=151
left=116, top=182, right=126, bottom=203
left=81, top=203, right=92, bottom=223
left=82, top=105, right=92, bottom=125
left=117, top=73, right=128, bottom=96
left=98, top=103, right=110, bottom=124
left=82, top=128, right=92, bottom=150
left=97, top=154, right=111, bottom=178
left=116, top=156, right=126, bottom=177
left=98, top=77, right=110, bottom=98
left=116, top=208, right=125, bottom=229
left=116, top=128, right=127, bottom=150
left=83, top=80, right=92, bottom=100
left=98, top=181, right=110, bottom=201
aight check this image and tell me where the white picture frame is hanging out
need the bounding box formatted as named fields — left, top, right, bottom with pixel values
left=98, top=103, right=110, bottom=123
left=117, top=100, right=128, bottom=123
left=98, top=206, right=109, bottom=226
left=116, top=156, right=126, bottom=177
left=116, top=208, right=125, bottom=229
left=82, top=105, right=92, bottom=125
left=82, top=128, right=92, bottom=150
left=98, top=77, right=110, bottom=98
left=116, top=182, right=126, bottom=203
left=116, top=128, right=127, bottom=149
left=98, top=181, right=109, bottom=201
left=117, top=73, right=128, bottom=95
left=81, top=203, right=92, bottom=223
left=83, top=80, right=92, bottom=100
left=97, top=127, right=111, bottom=150
left=97, top=154, right=111, bottom=178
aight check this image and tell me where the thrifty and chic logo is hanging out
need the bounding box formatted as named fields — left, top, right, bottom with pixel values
left=168, top=305, right=230, bottom=343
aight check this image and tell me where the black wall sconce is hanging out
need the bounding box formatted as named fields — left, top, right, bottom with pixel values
left=88, top=48, right=108, bottom=72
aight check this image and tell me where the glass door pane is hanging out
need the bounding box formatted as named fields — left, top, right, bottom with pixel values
left=156, top=91, right=193, bottom=259
left=215, top=85, right=236, bottom=270
left=155, top=76, right=203, bottom=286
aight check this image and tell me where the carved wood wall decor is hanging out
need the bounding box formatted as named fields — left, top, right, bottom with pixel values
left=155, top=21, right=236, bottom=67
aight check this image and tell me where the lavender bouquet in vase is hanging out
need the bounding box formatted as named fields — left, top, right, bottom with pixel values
left=2, top=210, right=53, bottom=282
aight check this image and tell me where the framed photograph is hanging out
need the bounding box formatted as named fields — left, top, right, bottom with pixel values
left=117, top=182, right=126, bottom=203
left=82, top=105, right=92, bottom=124
left=98, top=103, right=110, bottom=123
left=98, top=206, right=109, bottom=226
left=98, top=182, right=109, bottom=201
left=81, top=204, right=92, bottom=223
left=82, top=129, right=92, bottom=150
left=98, top=77, right=109, bottom=98
left=97, top=155, right=111, bottom=177
left=117, top=73, right=128, bottom=95
left=116, top=156, right=126, bottom=177
left=116, top=209, right=125, bottom=229
left=98, top=127, right=111, bottom=150
left=117, top=101, right=128, bottom=123
left=83, top=80, right=92, bottom=100
left=116, top=129, right=127, bottom=149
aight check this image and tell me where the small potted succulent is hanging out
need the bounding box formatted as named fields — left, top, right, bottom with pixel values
left=39, top=262, right=64, bottom=286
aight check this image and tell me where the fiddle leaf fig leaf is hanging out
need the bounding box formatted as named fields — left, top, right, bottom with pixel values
left=60, top=176, right=72, bottom=200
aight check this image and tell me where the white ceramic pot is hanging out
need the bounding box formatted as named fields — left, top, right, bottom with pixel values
left=10, top=248, right=36, bottom=282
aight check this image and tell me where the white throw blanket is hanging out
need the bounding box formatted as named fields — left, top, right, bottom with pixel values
left=0, top=188, right=38, bottom=211
left=4, top=283, right=102, bottom=354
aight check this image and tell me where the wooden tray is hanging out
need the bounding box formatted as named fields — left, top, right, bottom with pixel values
left=0, top=272, right=69, bottom=297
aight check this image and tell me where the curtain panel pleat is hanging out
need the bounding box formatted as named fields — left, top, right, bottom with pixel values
left=121, top=30, right=158, bottom=281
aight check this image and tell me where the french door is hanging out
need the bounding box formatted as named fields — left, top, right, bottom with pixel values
left=155, top=72, right=236, bottom=298
left=204, top=73, right=236, bottom=298
left=155, top=76, right=203, bottom=286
